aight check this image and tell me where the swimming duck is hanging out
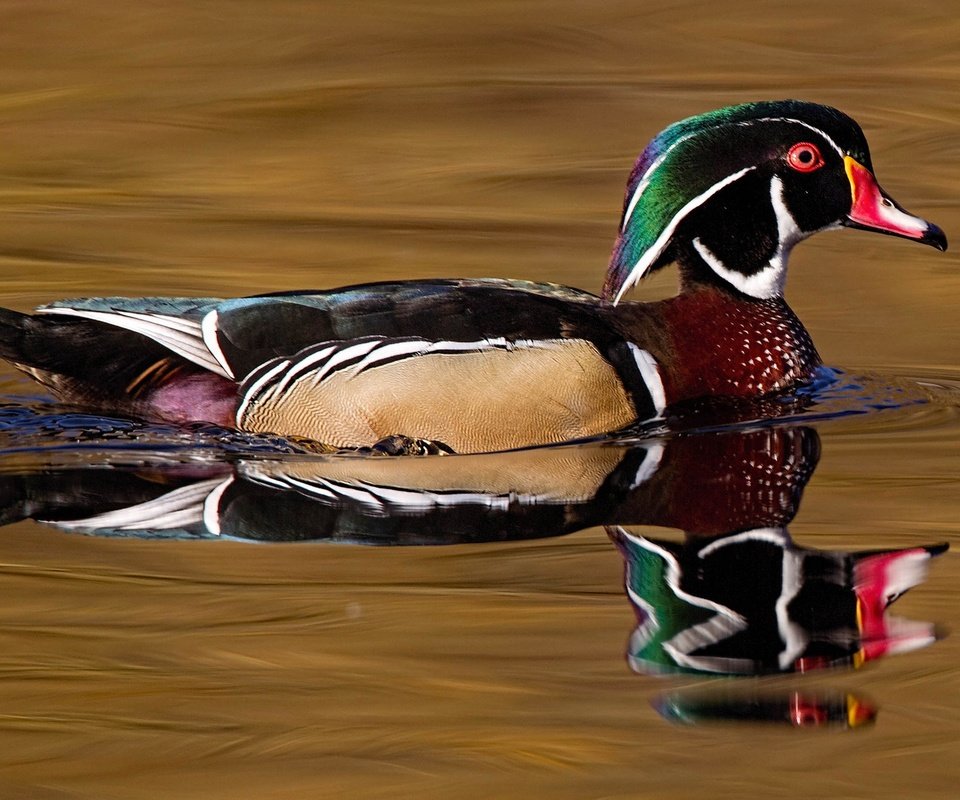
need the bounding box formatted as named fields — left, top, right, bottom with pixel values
left=0, top=100, right=946, bottom=454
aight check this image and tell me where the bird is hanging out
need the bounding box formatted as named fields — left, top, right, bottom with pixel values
left=0, top=100, right=947, bottom=455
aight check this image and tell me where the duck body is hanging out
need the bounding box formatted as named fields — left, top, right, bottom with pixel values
left=0, top=100, right=946, bottom=454
left=0, top=278, right=819, bottom=453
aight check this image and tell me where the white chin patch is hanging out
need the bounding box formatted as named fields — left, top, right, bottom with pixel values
left=692, top=175, right=811, bottom=300
left=692, top=238, right=788, bottom=299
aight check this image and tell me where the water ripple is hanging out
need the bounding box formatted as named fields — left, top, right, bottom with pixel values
left=1, top=366, right=959, bottom=468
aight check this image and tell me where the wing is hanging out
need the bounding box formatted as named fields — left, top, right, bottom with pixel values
left=37, top=296, right=231, bottom=377
left=209, top=278, right=610, bottom=378
left=37, top=279, right=607, bottom=381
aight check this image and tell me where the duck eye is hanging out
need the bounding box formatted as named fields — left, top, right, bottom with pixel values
left=786, top=142, right=824, bottom=173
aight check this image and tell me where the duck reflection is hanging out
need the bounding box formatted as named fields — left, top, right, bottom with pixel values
left=653, top=689, right=877, bottom=729
left=611, top=525, right=944, bottom=677
left=3, top=425, right=817, bottom=543
left=0, top=422, right=946, bottom=724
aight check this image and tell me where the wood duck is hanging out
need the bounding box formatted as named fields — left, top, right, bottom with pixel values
left=0, top=100, right=947, bottom=454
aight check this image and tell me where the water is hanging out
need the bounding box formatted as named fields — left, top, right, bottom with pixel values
left=0, top=2, right=959, bottom=798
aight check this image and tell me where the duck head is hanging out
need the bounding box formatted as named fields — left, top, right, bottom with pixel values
left=603, top=100, right=947, bottom=303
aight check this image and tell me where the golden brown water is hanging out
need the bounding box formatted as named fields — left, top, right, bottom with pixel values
left=0, top=2, right=959, bottom=797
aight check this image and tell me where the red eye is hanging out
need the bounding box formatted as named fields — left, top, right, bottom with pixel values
left=786, top=142, right=824, bottom=172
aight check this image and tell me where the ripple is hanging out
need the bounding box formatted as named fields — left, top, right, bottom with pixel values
left=0, top=366, right=959, bottom=469
left=0, top=398, right=316, bottom=472
left=630, top=367, right=960, bottom=442
left=805, top=368, right=960, bottom=438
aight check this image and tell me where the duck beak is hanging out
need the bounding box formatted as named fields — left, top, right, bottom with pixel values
left=842, top=157, right=947, bottom=251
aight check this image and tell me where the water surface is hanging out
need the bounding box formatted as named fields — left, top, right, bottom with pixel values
left=0, top=2, right=958, bottom=798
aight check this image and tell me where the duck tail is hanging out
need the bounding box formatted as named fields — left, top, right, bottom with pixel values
left=0, top=307, right=237, bottom=424
left=0, top=306, right=33, bottom=366
left=0, top=306, right=165, bottom=398
left=0, top=306, right=105, bottom=377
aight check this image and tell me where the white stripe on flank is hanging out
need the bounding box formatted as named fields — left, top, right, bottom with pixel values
left=272, top=344, right=339, bottom=393
left=429, top=340, right=486, bottom=352
left=279, top=476, right=339, bottom=501
left=272, top=473, right=516, bottom=511
left=279, top=347, right=336, bottom=382
left=273, top=345, right=335, bottom=392
left=511, top=338, right=564, bottom=351
left=236, top=335, right=575, bottom=430
left=347, top=339, right=432, bottom=375
left=236, top=358, right=291, bottom=424
left=613, top=166, right=757, bottom=305
left=627, top=344, right=667, bottom=416
left=294, top=477, right=385, bottom=508
left=201, top=310, right=236, bottom=380
left=354, top=481, right=512, bottom=510
left=292, top=339, right=379, bottom=389
left=308, top=341, right=381, bottom=384
left=247, top=473, right=290, bottom=489
left=241, top=336, right=569, bottom=412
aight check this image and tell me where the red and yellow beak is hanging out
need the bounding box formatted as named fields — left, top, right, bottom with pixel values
left=843, top=156, right=947, bottom=250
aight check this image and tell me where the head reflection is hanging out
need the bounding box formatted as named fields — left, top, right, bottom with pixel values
left=611, top=525, right=944, bottom=677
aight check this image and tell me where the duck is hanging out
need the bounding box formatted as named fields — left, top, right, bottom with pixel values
left=0, top=100, right=946, bottom=455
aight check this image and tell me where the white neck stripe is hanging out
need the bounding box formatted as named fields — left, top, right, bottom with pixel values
left=767, top=174, right=804, bottom=284
left=769, top=174, right=802, bottom=246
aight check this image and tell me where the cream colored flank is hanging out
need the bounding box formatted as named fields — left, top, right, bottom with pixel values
left=239, top=339, right=635, bottom=453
